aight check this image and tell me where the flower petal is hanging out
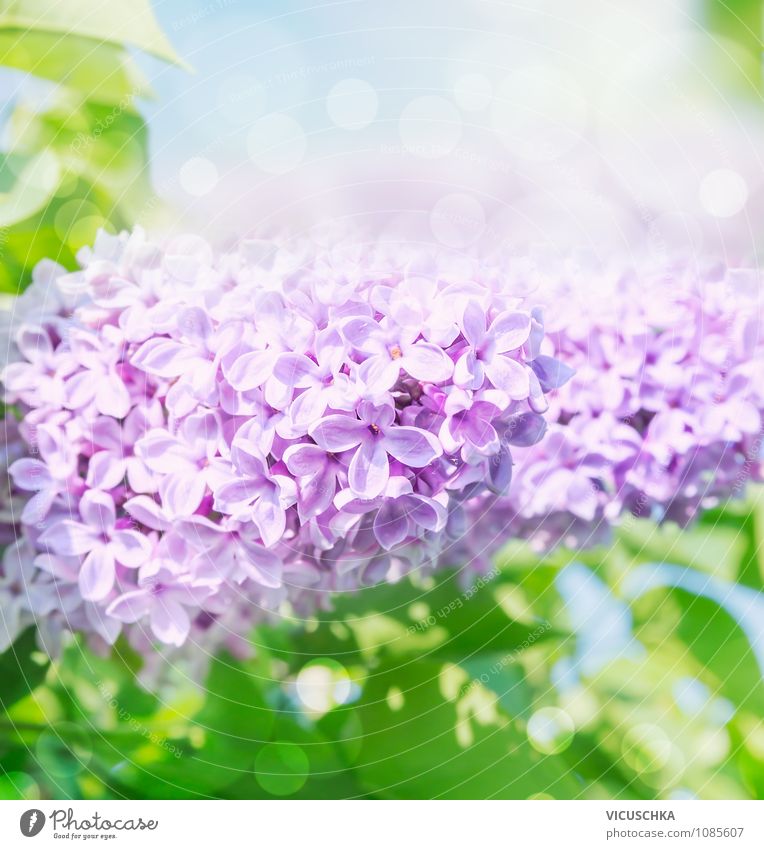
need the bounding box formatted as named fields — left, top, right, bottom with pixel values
left=85, top=602, right=121, bottom=645
left=357, top=355, right=401, bottom=392
left=64, top=370, right=97, bottom=409
left=487, top=445, right=513, bottom=494
left=567, top=476, right=599, bottom=521
left=95, top=374, right=131, bottom=418
left=177, top=306, right=213, bottom=343
left=131, top=337, right=197, bottom=377
left=309, top=414, right=367, bottom=451
left=224, top=349, right=275, bottom=391
left=238, top=539, right=283, bottom=588
left=405, top=495, right=447, bottom=531
left=151, top=597, right=190, bottom=646
left=297, top=465, right=336, bottom=520
left=400, top=342, right=454, bottom=383
left=214, top=478, right=262, bottom=515
left=527, top=368, right=549, bottom=413
left=502, top=412, right=547, bottom=447
left=373, top=501, right=408, bottom=550
left=484, top=355, right=530, bottom=399
left=289, top=385, right=329, bottom=427
left=16, top=324, right=53, bottom=363
left=348, top=440, right=389, bottom=499
left=106, top=589, right=152, bottom=623
left=460, top=301, right=486, bottom=347
left=9, top=458, right=52, bottom=492
left=463, top=415, right=499, bottom=454
left=342, top=316, right=382, bottom=352
left=251, top=490, right=286, bottom=548
left=21, top=488, right=57, bottom=524
left=453, top=349, right=482, bottom=390
left=272, top=353, right=319, bottom=389
left=135, top=429, right=196, bottom=475
left=86, top=451, right=126, bottom=490
left=0, top=602, right=21, bottom=652
left=39, top=520, right=99, bottom=556
left=110, top=530, right=152, bottom=568
left=124, top=495, right=170, bottom=531
left=283, top=443, right=326, bottom=476
left=79, top=545, right=116, bottom=601
left=490, top=311, right=531, bottom=353
left=530, top=355, right=575, bottom=391
left=160, top=472, right=207, bottom=518
left=80, top=489, right=116, bottom=532
left=382, top=426, right=442, bottom=467
left=181, top=410, right=220, bottom=455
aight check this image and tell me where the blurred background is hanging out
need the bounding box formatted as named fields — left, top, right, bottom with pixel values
left=147, top=0, right=764, bottom=262
left=1, top=0, right=764, bottom=802
left=3, top=0, right=764, bottom=288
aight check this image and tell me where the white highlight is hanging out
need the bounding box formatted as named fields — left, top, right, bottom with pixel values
left=699, top=168, right=748, bottom=218
left=326, top=78, right=378, bottom=130
left=179, top=157, right=219, bottom=197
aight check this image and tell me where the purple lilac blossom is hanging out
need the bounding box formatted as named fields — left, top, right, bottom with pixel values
left=0, top=228, right=557, bottom=653
left=478, top=257, right=764, bottom=552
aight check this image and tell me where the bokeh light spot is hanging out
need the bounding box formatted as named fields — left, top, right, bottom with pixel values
left=53, top=199, right=100, bottom=243
left=326, top=78, right=378, bottom=130
left=254, top=742, right=309, bottom=796
left=179, top=157, right=219, bottom=197
left=699, top=168, right=747, bottom=218
left=295, top=659, right=352, bottom=714
left=527, top=707, right=575, bottom=754
left=0, top=771, right=40, bottom=800
left=621, top=723, right=672, bottom=775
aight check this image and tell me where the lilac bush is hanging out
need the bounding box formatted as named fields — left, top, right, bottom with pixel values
left=480, top=258, right=764, bottom=552
left=2, top=234, right=762, bottom=658
left=0, top=229, right=563, bottom=652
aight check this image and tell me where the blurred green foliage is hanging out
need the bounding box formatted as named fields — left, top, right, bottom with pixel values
left=0, top=0, right=182, bottom=293
left=706, top=0, right=764, bottom=92
left=1, top=492, right=762, bottom=800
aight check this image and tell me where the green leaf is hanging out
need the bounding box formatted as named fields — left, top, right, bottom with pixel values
left=8, top=92, right=153, bottom=216
left=618, top=518, right=747, bottom=582
left=744, top=487, right=764, bottom=589
left=705, top=0, right=763, bottom=91
left=0, top=0, right=188, bottom=69
left=0, top=627, right=49, bottom=710
left=196, top=653, right=275, bottom=743
left=0, top=29, right=151, bottom=104
left=0, top=218, right=76, bottom=294
left=633, top=587, right=764, bottom=714
left=460, top=654, right=534, bottom=719
left=559, top=732, right=645, bottom=799
left=354, top=659, right=581, bottom=798
left=0, top=149, right=60, bottom=227
left=277, top=571, right=560, bottom=669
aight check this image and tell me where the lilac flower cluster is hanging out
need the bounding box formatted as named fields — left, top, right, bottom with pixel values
left=0, top=229, right=563, bottom=652
left=479, top=257, right=764, bottom=552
